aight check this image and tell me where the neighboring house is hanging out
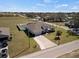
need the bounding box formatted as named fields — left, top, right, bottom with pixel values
left=42, top=16, right=66, bottom=22
left=17, top=22, right=55, bottom=37
left=32, top=16, right=43, bottom=21
left=65, top=20, right=75, bottom=28
left=0, top=27, right=10, bottom=58
left=0, top=27, right=10, bottom=41
left=17, top=23, right=27, bottom=31
left=65, top=20, right=79, bottom=35
left=69, top=28, right=79, bottom=35
left=65, top=20, right=79, bottom=28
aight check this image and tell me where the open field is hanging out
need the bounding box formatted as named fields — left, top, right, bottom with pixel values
left=0, top=17, right=40, bottom=57
left=45, top=26, right=79, bottom=45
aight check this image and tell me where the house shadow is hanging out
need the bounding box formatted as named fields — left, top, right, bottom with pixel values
left=16, top=25, right=21, bottom=31
left=24, top=29, right=35, bottom=38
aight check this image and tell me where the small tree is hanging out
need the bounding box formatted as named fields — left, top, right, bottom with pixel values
left=56, top=30, right=62, bottom=36
left=54, top=30, right=62, bottom=45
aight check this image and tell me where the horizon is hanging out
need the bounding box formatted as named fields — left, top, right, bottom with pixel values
left=0, top=11, right=79, bottom=13
left=0, top=0, right=79, bottom=12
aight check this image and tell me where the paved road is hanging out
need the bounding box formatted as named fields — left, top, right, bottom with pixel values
left=33, top=35, right=57, bottom=50
left=20, top=40, right=79, bottom=58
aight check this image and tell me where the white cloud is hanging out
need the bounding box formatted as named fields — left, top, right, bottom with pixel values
left=61, top=4, right=68, bottom=7
left=71, top=6, right=78, bottom=10
left=43, top=0, right=59, bottom=4
left=0, top=0, right=79, bottom=12
left=43, top=0, right=52, bottom=3
left=55, top=1, right=58, bottom=3
left=0, top=4, right=27, bottom=12
left=36, top=3, right=45, bottom=7
left=56, top=4, right=68, bottom=8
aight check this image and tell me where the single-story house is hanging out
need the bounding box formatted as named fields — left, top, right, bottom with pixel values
left=17, top=23, right=27, bottom=31
left=17, top=22, right=55, bottom=37
left=69, top=28, right=79, bottom=35
left=0, top=27, right=10, bottom=42
left=0, top=27, right=10, bottom=58
left=65, top=20, right=79, bottom=35
left=65, top=20, right=79, bottom=28
left=65, top=20, right=75, bottom=28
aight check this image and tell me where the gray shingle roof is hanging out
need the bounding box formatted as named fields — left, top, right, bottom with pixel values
left=26, top=22, right=54, bottom=35
left=0, top=27, right=10, bottom=36
left=17, top=22, right=54, bottom=36
left=0, top=27, right=10, bottom=40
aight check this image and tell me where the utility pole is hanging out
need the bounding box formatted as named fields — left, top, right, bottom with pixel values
left=27, top=30, right=30, bottom=48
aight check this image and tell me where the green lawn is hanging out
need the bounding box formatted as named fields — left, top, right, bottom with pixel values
left=53, top=22, right=65, bottom=26
left=1, top=17, right=79, bottom=57
left=0, top=17, right=40, bottom=58
left=48, top=22, right=65, bottom=26
left=45, top=26, right=79, bottom=45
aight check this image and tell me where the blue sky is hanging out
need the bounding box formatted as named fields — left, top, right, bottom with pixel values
left=0, top=0, right=79, bottom=12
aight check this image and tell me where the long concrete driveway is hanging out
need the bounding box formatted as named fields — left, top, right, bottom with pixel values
left=33, top=35, right=57, bottom=50
left=20, top=40, right=79, bottom=58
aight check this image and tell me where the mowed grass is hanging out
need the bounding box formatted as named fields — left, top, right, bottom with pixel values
left=53, top=22, right=65, bottom=26
left=0, top=17, right=40, bottom=58
left=45, top=26, right=79, bottom=44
